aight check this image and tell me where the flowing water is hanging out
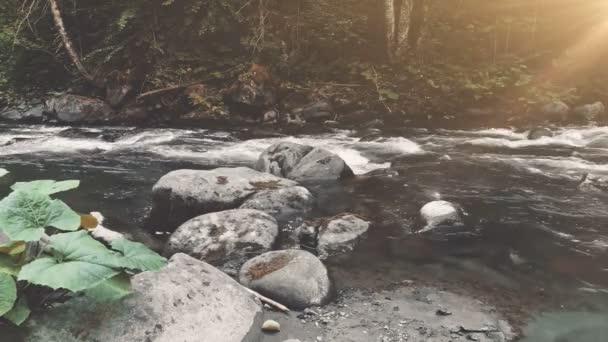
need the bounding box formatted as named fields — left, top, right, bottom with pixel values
left=1, top=123, right=608, bottom=340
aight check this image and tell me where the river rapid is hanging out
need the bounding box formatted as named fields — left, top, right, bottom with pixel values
left=1, top=123, right=608, bottom=340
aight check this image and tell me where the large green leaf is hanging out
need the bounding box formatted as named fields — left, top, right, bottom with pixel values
left=18, top=257, right=119, bottom=293
left=11, top=180, right=80, bottom=195
left=84, top=273, right=132, bottom=301
left=18, top=231, right=121, bottom=292
left=0, top=273, right=16, bottom=316
left=111, top=238, right=167, bottom=272
left=3, top=297, right=30, bottom=326
left=0, top=191, right=81, bottom=241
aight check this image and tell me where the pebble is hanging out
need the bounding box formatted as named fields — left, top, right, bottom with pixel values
left=262, top=319, right=281, bottom=332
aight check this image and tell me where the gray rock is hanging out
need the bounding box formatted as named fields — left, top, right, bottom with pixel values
left=528, top=127, right=553, bottom=140
left=577, top=173, right=608, bottom=193
left=26, top=254, right=263, bottom=342
left=540, top=101, right=570, bottom=122
left=147, top=167, right=297, bottom=232
left=287, top=148, right=354, bottom=181
left=298, top=214, right=370, bottom=258
left=165, top=209, right=279, bottom=272
left=295, top=101, right=334, bottom=123
left=573, top=102, right=605, bottom=122
left=418, top=200, right=464, bottom=234
left=256, top=142, right=314, bottom=177
left=0, top=104, right=44, bottom=122
left=45, top=94, right=114, bottom=123
left=256, top=141, right=353, bottom=182
left=317, top=214, right=369, bottom=258
left=239, top=249, right=331, bottom=310
left=240, top=186, right=314, bottom=223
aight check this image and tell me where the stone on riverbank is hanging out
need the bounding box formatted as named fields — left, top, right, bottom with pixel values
left=256, top=141, right=354, bottom=182
left=147, top=167, right=297, bottom=232
left=25, top=254, right=263, bottom=342
left=239, top=249, right=331, bottom=310
left=540, top=100, right=570, bottom=122
left=165, top=209, right=278, bottom=273
left=573, top=101, right=605, bottom=122
left=45, top=94, right=115, bottom=123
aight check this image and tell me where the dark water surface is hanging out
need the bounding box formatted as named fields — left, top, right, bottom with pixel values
left=1, top=123, right=608, bottom=340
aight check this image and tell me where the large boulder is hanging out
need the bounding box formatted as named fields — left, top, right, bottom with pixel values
left=45, top=94, right=114, bottom=123
left=164, top=209, right=279, bottom=273
left=240, top=186, right=314, bottom=223
left=0, top=104, right=44, bottom=122
left=239, top=249, right=331, bottom=310
left=26, top=254, right=263, bottom=342
left=573, top=102, right=605, bottom=122
left=147, top=167, right=297, bottom=232
left=256, top=142, right=354, bottom=182
left=540, top=101, right=570, bottom=122
left=298, top=214, right=370, bottom=259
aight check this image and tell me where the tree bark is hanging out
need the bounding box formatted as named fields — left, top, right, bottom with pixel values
left=369, top=0, right=427, bottom=63
left=48, top=0, right=96, bottom=83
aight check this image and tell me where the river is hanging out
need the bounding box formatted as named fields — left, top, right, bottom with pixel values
left=1, top=123, right=608, bottom=340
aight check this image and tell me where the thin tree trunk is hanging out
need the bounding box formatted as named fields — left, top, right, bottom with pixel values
left=48, top=0, right=95, bottom=83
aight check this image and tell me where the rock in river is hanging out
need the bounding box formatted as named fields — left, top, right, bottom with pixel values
left=528, top=127, right=553, bottom=140
left=298, top=214, right=370, bottom=259
left=418, top=200, right=464, bottom=234
left=256, top=141, right=354, bottom=182
left=165, top=209, right=279, bottom=273
left=239, top=249, right=331, bottom=310
left=26, top=254, right=263, bottom=342
left=240, top=185, right=314, bottom=223
left=147, top=167, right=298, bottom=232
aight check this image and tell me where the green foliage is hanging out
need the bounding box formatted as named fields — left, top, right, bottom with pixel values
left=0, top=273, right=16, bottom=316
left=0, top=190, right=80, bottom=241
left=0, top=179, right=167, bottom=326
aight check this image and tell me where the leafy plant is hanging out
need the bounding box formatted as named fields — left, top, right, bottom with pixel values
left=0, top=179, right=167, bottom=326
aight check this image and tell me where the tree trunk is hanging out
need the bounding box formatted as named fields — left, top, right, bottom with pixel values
left=48, top=0, right=96, bottom=84
left=369, top=0, right=427, bottom=63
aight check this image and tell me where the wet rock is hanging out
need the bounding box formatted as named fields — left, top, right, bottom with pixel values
left=147, top=167, right=297, bottom=232
left=165, top=209, right=278, bottom=273
left=262, top=319, right=281, bottom=332
left=540, top=100, right=570, bottom=122
left=573, top=101, right=605, bottom=122
left=1, top=104, right=45, bottom=123
left=45, top=94, right=114, bottom=123
left=527, top=127, right=553, bottom=140
left=25, top=254, right=263, bottom=342
left=294, top=101, right=334, bottom=123
left=577, top=173, right=608, bottom=193
left=298, top=214, right=370, bottom=258
left=240, top=186, right=314, bottom=223
left=418, top=200, right=464, bottom=234
left=239, top=249, right=331, bottom=310
left=256, top=141, right=353, bottom=182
